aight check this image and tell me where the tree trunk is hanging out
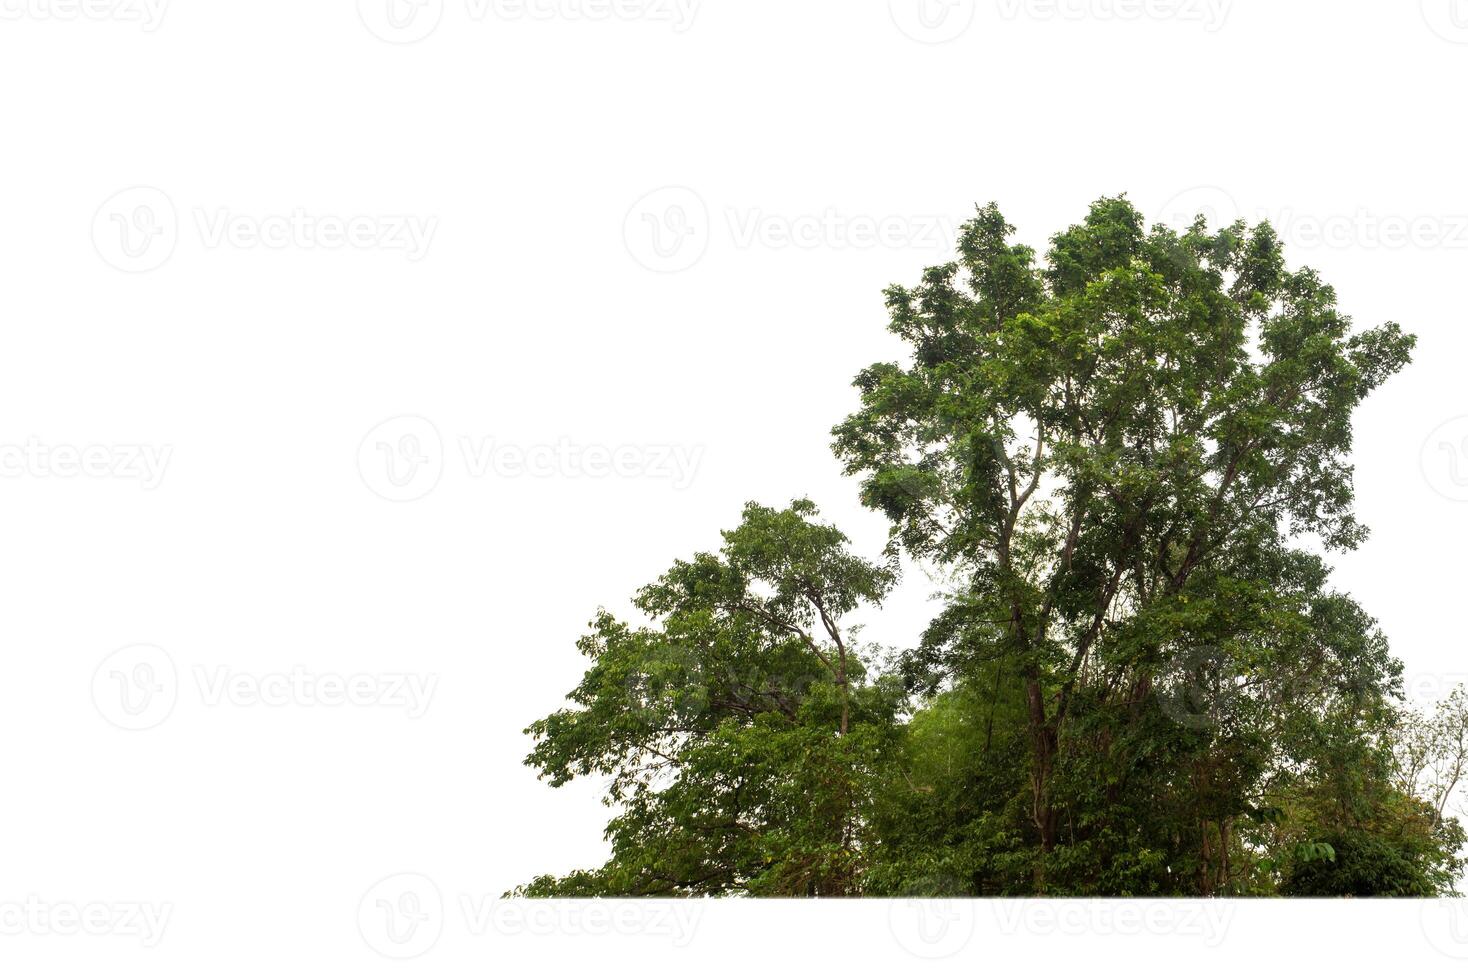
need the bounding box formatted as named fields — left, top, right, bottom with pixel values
left=1025, top=677, right=1059, bottom=860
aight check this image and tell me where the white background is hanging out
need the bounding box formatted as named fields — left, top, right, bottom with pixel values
left=3, top=0, right=1467, bottom=975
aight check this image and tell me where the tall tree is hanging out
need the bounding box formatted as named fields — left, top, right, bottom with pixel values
left=833, top=197, right=1415, bottom=883
left=521, top=197, right=1461, bottom=896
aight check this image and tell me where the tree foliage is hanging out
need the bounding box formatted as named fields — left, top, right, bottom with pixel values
left=519, top=197, right=1462, bottom=896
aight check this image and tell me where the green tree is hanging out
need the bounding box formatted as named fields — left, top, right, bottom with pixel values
left=520, top=500, right=902, bottom=896
left=520, top=197, right=1461, bottom=896
left=832, top=196, right=1418, bottom=890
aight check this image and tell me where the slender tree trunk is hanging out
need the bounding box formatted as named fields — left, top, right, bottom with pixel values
left=1219, top=820, right=1231, bottom=893
left=1025, top=676, right=1060, bottom=857
left=1199, top=823, right=1213, bottom=897
left=838, top=647, right=848, bottom=737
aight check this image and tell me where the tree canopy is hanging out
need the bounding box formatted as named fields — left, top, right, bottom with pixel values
left=518, top=196, right=1464, bottom=896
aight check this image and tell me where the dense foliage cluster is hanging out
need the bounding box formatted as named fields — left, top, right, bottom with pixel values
left=519, top=198, right=1466, bottom=896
